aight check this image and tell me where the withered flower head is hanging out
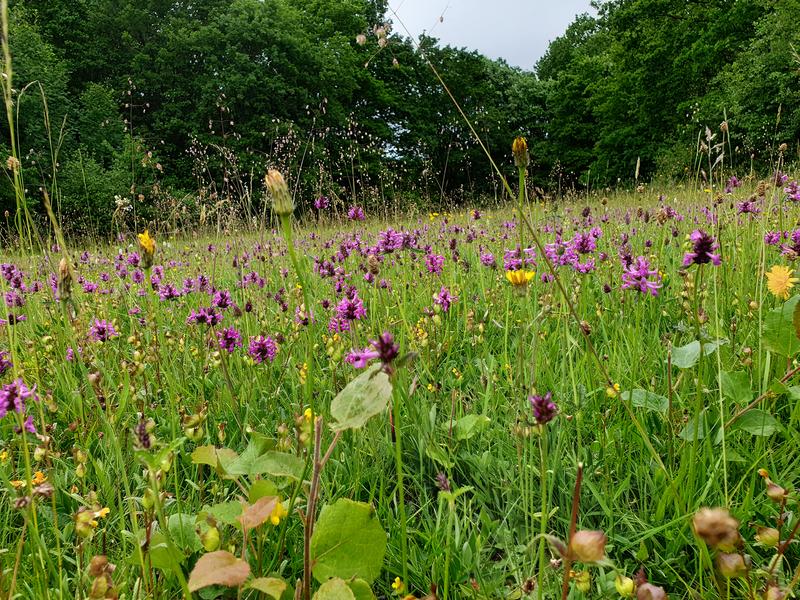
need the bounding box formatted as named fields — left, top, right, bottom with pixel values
left=692, top=507, right=740, bottom=551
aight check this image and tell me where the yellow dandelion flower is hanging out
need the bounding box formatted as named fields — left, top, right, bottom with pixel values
left=137, top=230, right=155, bottom=255
left=766, top=265, right=798, bottom=300
left=505, top=269, right=535, bottom=287
left=32, top=471, right=47, bottom=485
left=606, top=383, right=621, bottom=398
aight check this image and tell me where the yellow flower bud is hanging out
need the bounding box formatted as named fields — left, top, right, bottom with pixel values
left=615, top=575, right=635, bottom=597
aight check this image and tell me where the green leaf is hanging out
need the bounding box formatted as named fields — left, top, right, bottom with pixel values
left=330, top=364, right=392, bottom=431
left=441, top=414, right=491, bottom=440
left=191, top=445, right=219, bottom=468
left=249, top=479, right=278, bottom=503
left=671, top=339, right=727, bottom=369
left=347, top=579, right=376, bottom=600
left=249, top=451, right=306, bottom=480
left=310, top=498, right=387, bottom=584
left=620, top=389, right=668, bottom=414
left=207, top=501, right=243, bottom=526
left=224, top=441, right=265, bottom=476
left=312, top=578, right=356, bottom=600
left=678, top=411, right=710, bottom=441
left=147, top=531, right=185, bottom=573
left=168, top=513, right=202, bottom=554
left=671, top=341, right=701, bottom=369
left=794, top=296, right=800, bottom=341
left=720, top=371, right=752, bottom=405
left=246, top=577, right=287, bottom=599
left=731, top=410, right=778, bottom=436
left=763, top=295, right=800, bottom=357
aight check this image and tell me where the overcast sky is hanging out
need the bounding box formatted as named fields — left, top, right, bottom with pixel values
left=386, top=0, right=596, bottom=71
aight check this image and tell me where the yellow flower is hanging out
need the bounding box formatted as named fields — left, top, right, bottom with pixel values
left=766, top=265, right=798, bottom=300
left=392, top=577, right=406, bottom=594
left=606, top=383, right=621, bottom=398
left=0, top=450, right=8, bottom=463
left=304, top=408, right=312, bottom=422
left=137, top=230, right=155, bottom=255
left=10, top=479, right=24, bottom=489
left=32, top=471, right=47, bottom=485
left=94, top=507, right=110, bottom=519
left=270, top=500, right=288, bottom=526
left=615, top=575, right=635, bottom=597
left=512, top=136, right=529, bottom=168
left=505, top=269, right=535, bottom=287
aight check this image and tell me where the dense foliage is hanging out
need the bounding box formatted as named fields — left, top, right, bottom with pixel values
left=1, top=0, right=799, bottom=232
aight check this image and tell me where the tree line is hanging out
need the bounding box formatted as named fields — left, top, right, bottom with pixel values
left=1, top=0, right=798, bottom=232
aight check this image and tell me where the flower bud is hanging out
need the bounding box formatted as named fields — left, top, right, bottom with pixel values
left=716, top=553, right=747, bottom=579
left=58, top=257, right=72, bottom=301
left=572, top=570, right=591, bottom=593
left=137, top=230, right=155, bottom=269
left=615, top=575, right=635, bottom=597
left=266, top=169, right=293, bottom=217
left=636, top=583, right=668, bottom=600
left=201, top=526, right=220, bottom=552
left=569, top=530, right=607, bottom=563
left=755, top=526, right=780, bottom=548
left=692, top=507, right=740, bottom=551
left=512, top=136, right=529, bottom=169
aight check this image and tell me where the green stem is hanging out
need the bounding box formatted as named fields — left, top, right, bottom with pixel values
left=391, top=381, right=409, bottom=583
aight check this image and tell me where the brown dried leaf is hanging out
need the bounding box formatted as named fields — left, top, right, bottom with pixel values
left=238, top=496, right=277, bottom=531
left=187, top=550, right=250, bottom=591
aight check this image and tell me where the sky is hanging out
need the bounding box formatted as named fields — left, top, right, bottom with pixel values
left=386, top=0, right=596, bottom=71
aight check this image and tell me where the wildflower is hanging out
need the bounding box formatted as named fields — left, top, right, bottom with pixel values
left=314, top=195, right=330, bottom=210
left=57, top=257, right=73, bottom=301
left=512, top=136, right=529, bottom=169
left=335, top=293, right=366, bottom=322
left=0, top=350, right=11, bottom=375
left=505, top=269, right=534, bottom=288
left=425, top=253, right=445, bottom=275
left=569, top=530, right=607, bottom=563
left=269, top=500, right=288, bottom=526
left=137, top=230, right=155, bottom=269
left=345, top=347, right=379, bottom=368
left=249, top=335, right=277, bottom=364
left=529, top=392, right=557, bottom=425
left=392, top=577, right=406, bottom=594
left=266, top=169, right=294, bottom=216
left=621, top=256, right=662, bottom=296
left=692, top=507, right=740, bottom=551
left=88, top=319, right=118, bottom=342
left=433, top=286, right=456, bottom=312
left=765, top=265, right=797, bottom=300
left=637, top=583, right=668, bottom=600
left=571, top=570, right=591, bottom=593
left=186, top=307, right=222, bottom=326
left=755, top=526, right=779, bottom=547
left=371, top=331, right=399, bottom=368
left=716, top=553, right=747, bottom=579
left=724, top=175, right=741, bottom=193
left=347, top=205, right=366, bottom=221
left=606, top=383, right=620, bottom=398
left=217, top=327, right=242, bottom=352
left=0, top=378, right=37, bottom=419
left=683, top=229, right=721, bottom=267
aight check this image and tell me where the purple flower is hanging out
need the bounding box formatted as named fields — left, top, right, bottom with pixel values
left=187, top=307, right=223, bottom=326
left=621, top=256, right=662, bottom=296
left=725, top=175, right=741, bottom=194
left=433, top=286, right=456, bottom=312
left=530, top=392, right=557, bottom=425
left=0, top=350, right=12, bottom=375
left=425, top=253, right=445, bottom=275
left=335, top=293, right=366, bottom=322
left=212, top=289, right=233, bottom=309
left=764, top=231, right=781, bottom=246
left=217, top=327, right=242, bottom=352
left=683, top=229, right=721, bottom=267
left=314, top=196, right=330, bottom=210
left=89, top=319, right=118, bottom=342
left=347, top=205, right=366, bottom=221
left=370, top=331, right=399, bottom=366
left=345, top=347, right=380, bottom=368
left=480, top=251, right=496, bottom=267
left=0, top=378, right=37, bottom=419
left=248, top=335, right=277, bottom=363
left=784, top=181, right=800, bottom=202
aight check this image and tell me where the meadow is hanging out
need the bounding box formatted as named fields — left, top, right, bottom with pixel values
left=1, top=161, right=800, bottom=600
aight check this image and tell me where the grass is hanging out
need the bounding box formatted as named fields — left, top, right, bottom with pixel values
left=0, top=178, right=799, bottom=599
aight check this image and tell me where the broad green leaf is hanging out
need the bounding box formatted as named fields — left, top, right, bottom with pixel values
left=187, top=551, right=250, bottom=591
left=246, top=577, right=287, bottom=599
left=223, top=441, right=264, bottom=476
left=330, top=364, right=392, bottom=431
left=425, top=444, right=454, bottom=469
left=168, top=513, right=202, bottom=553
left=207, top=501, right=243, bottom=526
left=249, top=451, right=306, bottom=480
left=731, top=410, right=778, bottom=436
left=794, top=296, right=800, bottom=341
left=249, top=479, right=278, bottom=503
left=147, top=531, right=185, bottom=573
left=441, top=414, right=491, bottom=440
left=671, top=341, right=701, bottom=369
left=720, top=371, right=752, bottom=405
left=678, top=411, right=710, bottom=441
left=763, top=295, right=800, bottom=357
left=191, top=445, right=219, bottom=468
left=310, top=498, right=387, bottom=584
left=621, top=389, right=669, bottom=414
left=313, top=578, right=356, bottom=600
left=347, top=579, right=376, bottom=600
